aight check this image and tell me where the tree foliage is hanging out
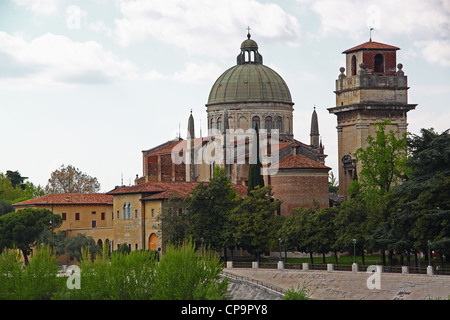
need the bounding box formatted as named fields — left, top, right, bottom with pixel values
left=186, top=167, right=238, bottom=253
left=155, top=193, right=189, bottom=246
left=62, top=233, right=100, bottom=262
left=0, top=171, right=44, bottom=205
left=354, top=120, right=408, bottom=196
left=389, top=128, right=450, bottom=261
left=0, top=208, right=62, bottom=265
left=247, top=124, right=264, bottom=195
left=231, top=185, right=280, bottom=261
left=45, top=164, right=100, bottom=193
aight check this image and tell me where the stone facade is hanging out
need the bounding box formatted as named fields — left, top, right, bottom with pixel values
left=328, top=40, right=417, bottom=199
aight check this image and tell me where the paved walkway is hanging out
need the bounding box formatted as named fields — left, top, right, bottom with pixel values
left=224, top=267, right=450, bottom=300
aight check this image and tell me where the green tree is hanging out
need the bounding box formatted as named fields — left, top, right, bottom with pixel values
left=155, top=193, right=189, bottom=246
left=354, top=120, right=408, bottom=196
left=6, top=170, right=28, bottom=190
left=231, top=185, right=280, bottom=262
left=62, top=233, right=100, bottom=262
left=0, top=171, right=44, bottom=204
left=0, top=173, right=26, bottom=203
left=0, top=208, right=62, bottom=265
left=389, top=128, right=450, bottom=266
left=247, top=124, right=264, bottom=195
left=0, top=200, right=14, bottom=216
left=186, top=167, right=238, bottom=256
left=350, top=120, right=408, bottom=265
left=334, top=196, right=369, bottom=266
left=311, top=207, right=340, bottom=264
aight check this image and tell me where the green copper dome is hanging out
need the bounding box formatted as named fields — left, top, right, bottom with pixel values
left=207, top=64, right=293, bottom=105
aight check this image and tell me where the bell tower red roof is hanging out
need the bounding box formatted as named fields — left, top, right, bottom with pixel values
left=343, top=40, right=400, bottom=54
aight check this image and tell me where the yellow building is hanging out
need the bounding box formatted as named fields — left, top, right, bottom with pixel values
left=13, top=193, right=114, bottom=263
left=106, top=181, right=204, bottom=252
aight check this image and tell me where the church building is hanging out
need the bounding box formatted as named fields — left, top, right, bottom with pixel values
left=13, top=33, right=416, bottom=256
left=138, top=31, right=331, bottom=215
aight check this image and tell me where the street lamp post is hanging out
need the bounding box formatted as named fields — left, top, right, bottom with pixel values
left=352, top=239, right=357, bottom=265
left=279, top=238, right=282, bottom=261
left=428, top=240, right=432, bottom=266
left=49, top=219, right=53, bottom=255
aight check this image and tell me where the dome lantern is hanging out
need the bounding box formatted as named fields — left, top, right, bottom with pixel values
left=237, top=28, right=263, bottom=65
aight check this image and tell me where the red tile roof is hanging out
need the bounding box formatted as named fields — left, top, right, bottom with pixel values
left=343, top=41, right=400, bottom=54
left=277, top=154, right=330, bottom=170
left=108, top=181, right=247, bottom=200
left=146, top=138, right=205, bottom=157
left=13, top=193, right=113, bottom=207
left=107, top=181, right=195, bottom=195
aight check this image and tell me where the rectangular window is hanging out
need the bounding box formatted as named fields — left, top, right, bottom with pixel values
left=151, top=208, right=155, bottom=218
left=117, top=210, right=120, bottom=219
left=75, top=212, right=80, bottom=220
left=135, top=209, right=138, bottom=218
left=92, top=211, right=96, bottom=215
left=92, top=220, right=97, bottom=228
left=101, top=212, right=105, bottom=220
left=62, top=212, right=66, bottom=220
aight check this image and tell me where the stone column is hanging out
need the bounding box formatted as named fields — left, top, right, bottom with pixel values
left=327, top=264, right=334, bottom=272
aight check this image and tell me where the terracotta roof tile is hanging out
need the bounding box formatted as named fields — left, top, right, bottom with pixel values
left=13, top=193, right=113, bottom=207
left=343, top=41, right=400, bottom=54
left=277, top=154, right=330, bottom=169
left=146, top=138, right=205, bottom=157
left=108, top=181, right=247, bottom=200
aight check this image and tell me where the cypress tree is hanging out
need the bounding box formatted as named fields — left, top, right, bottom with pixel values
left=247, top=124, right=264, bottom=195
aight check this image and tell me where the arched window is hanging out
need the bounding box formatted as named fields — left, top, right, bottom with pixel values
left=351, top=55, right=357, bottom=76
left=122, top=203, right=126, bottom=220
left=275, top=116, right=282, bottom=132
left=374, top=53, right=384, bottom=73
left=217, top=117, right=222, bottom=132
left=265, top=116, right=272, bottom=131
left=128, top=203, right=132, bottom=219
left=252, top=116, right=260, bottom=129
left=210, top=118, right=214, bottom=129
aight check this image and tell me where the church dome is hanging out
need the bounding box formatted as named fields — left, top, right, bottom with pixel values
left=207, top=63, right=293, bottom=105
left=207, top=32, right=292, bottom=106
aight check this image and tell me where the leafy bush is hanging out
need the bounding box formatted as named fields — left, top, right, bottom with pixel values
left=0, top=246, right=62, bottom=300
left=283, top=284, right=310, bottom=300
left=151, top=241, right=229, bottom=300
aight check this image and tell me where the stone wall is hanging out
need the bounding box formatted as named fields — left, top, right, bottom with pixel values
left=224, top=268, right=450, bottom=300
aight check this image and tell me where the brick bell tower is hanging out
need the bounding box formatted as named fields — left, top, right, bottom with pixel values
left=328, top=39, right=417, bottom=199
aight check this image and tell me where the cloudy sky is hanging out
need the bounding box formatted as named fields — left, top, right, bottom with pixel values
left=1, top=0, right=449, bottom=193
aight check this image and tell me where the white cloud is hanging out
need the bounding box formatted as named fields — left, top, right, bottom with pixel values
left=142, top=62, right=222, bottom=84
left=172, top=62, right=222, bottom=83
left=415, top=40, right=450, bottom=67
left=12, top=0, right=62, bottom=15
left=0, top=32, right=138, bottom=90
left=113, top=0, right=301, bottom=59
left=297, top=0, right=450, bottom=42
left=89, top=20, right=114, bottom=37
